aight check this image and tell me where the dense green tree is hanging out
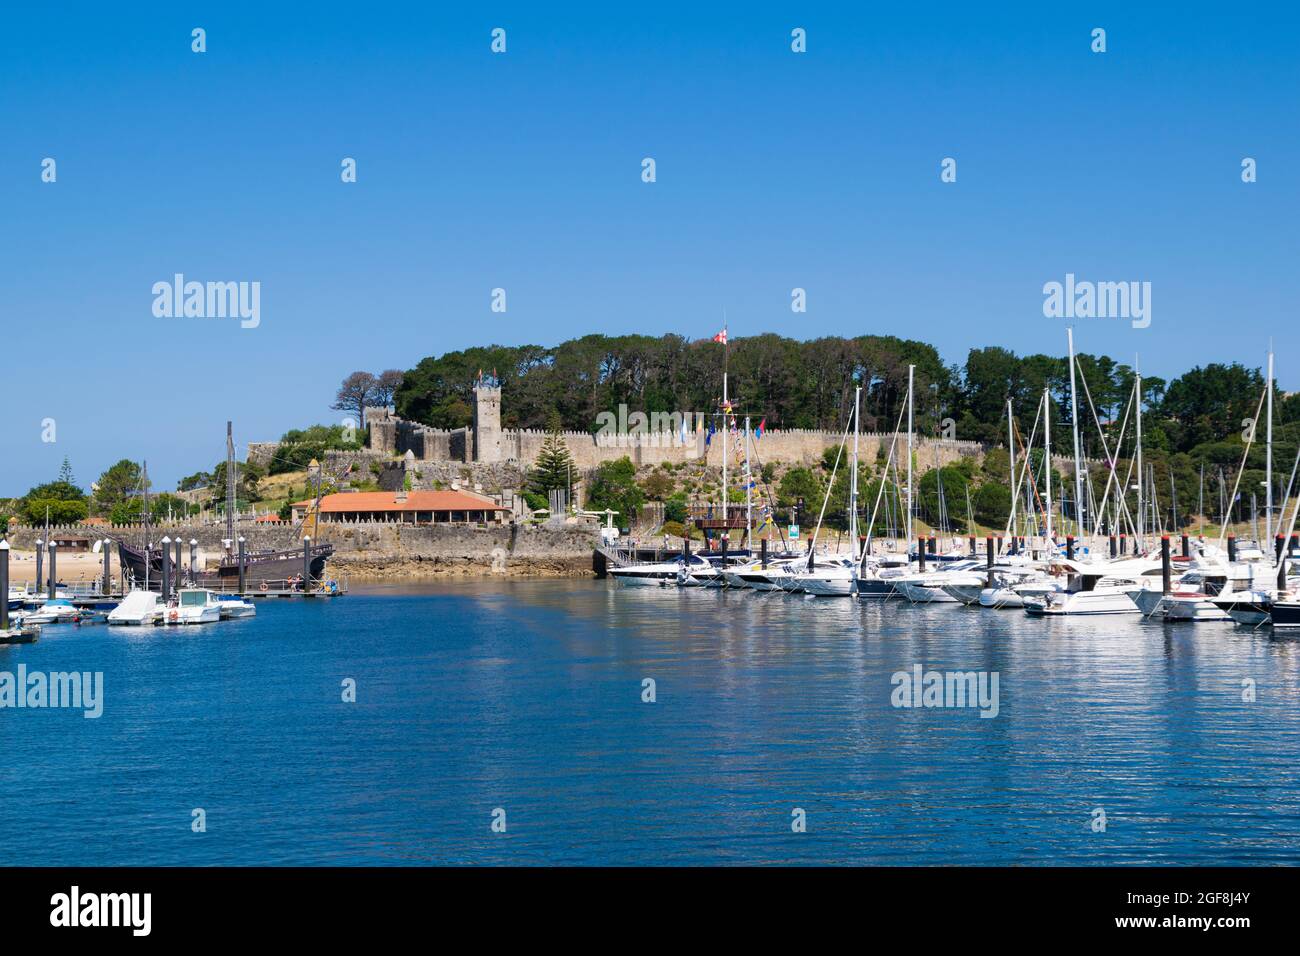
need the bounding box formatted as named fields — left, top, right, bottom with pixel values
left=585, top=457, right=644, bottom=527
left=527, top=412, right=577, bottom=498
left=19, top=473, right=86, bottom=525
left=93, top=459, right=143, bottom=513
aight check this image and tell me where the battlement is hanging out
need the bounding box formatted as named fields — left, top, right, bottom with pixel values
left=366, top=385, right=996, bottom=472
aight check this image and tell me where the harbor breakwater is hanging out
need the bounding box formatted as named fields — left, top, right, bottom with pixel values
left=3, top=521, right=601, bottom=579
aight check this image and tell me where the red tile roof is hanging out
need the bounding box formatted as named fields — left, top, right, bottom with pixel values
left=293, top=490, right=508, bottom=514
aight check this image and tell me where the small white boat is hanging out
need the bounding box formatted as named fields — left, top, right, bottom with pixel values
left=216, top=596, right=257, bottom=619
left=24, top=598, right=82, bottom=624
left=108, top=590, right=161, bottom=626
left=160, top=589, right=223, bottom=625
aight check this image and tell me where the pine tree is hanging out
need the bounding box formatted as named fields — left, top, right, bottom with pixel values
left=58, top=457, right=75, bottom=485
left=528, top=411, right=576, bottom=499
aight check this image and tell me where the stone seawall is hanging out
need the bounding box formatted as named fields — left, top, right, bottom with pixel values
left=5, top=521, right=601, bottom=579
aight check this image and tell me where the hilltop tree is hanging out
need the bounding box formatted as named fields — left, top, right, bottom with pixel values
left=93, top=459, right=144, bottom=513
left=19, top=471, right=87, bottom=526
left=332, top=371, right=378, bottom=428
left=371, top=369, right=405, bottom=408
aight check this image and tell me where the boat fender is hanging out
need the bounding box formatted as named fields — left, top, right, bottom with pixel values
left=260, top=582, right=269, bottom=592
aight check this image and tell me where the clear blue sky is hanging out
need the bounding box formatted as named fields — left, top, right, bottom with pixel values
left=2, top=2, right=1296, bottom=493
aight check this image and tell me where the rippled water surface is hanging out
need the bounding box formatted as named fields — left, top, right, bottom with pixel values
left=3, top=580, right=1299, bottom=865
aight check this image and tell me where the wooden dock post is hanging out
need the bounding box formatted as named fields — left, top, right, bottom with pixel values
left=35, top=539, right=43, bottom=596
left=238, top=537, right=247, bottom=595
left=303, top=536, right=312, bottom=591
left=102, top=540, right=112, bottom=595
left=47, top=540, right=57, bottom=600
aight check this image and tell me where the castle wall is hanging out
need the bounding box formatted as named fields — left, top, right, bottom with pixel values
left=360, top=385, right=1095, bottom=477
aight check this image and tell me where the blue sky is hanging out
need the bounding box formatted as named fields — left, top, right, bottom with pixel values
left=2, top=2, right=1297, bottom=492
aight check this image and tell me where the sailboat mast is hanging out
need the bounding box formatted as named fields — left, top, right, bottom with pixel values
left=1266, top=345, right=1274, bottom=544
left=1043, top=389, right=1053, bottom=542
left=906, top=365, right=915, bottom=556
left=1135, top=360, right=1144, bottom=550
left=1007, top=399, right=1016, bottom=540
left=1067, top=328, right=1085, bottom=540
left=850, top=386, right=860, bottom=559
left=720, top=316, right=728, bottom=544
left=1198, top=463, right=1204, bottom=538
left=225, top=421, right=237, bottom=544
left=142, top=460, right=150, bottom=592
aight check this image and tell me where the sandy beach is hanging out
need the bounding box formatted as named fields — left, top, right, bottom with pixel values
left=4, top=550, right=118, bottom=587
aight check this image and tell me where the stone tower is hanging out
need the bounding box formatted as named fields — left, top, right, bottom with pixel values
left=473, top=383, right=503, bottom=462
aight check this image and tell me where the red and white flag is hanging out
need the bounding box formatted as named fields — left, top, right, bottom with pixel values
left=712, top=328, right=727, bottom=345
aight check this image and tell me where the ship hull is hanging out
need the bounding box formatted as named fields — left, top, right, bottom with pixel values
left=117, top=541, right=334, bottom=591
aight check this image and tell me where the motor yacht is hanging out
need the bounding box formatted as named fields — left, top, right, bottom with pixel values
left=160, top=589, right=223, bottom=624
left=1023, top=559, right=1155, bottom=616
left=609, top=559, right=685, bottom=587
left=894, top=560, right=985, bottom=604
left=781, top=554, right=859, bottom=596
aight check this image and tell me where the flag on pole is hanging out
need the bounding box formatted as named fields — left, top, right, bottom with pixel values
left=755, top=417, right=765, bottom=439
left=712, top=328, right=727, bottom=345
left=705, top=422, right=715, bottom=446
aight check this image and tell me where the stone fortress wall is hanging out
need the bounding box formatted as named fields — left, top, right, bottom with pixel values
left=364, top=386, right=989, bottom=472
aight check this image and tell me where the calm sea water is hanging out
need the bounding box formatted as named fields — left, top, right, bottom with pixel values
left=3, top=580, right=1299, bottom=866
